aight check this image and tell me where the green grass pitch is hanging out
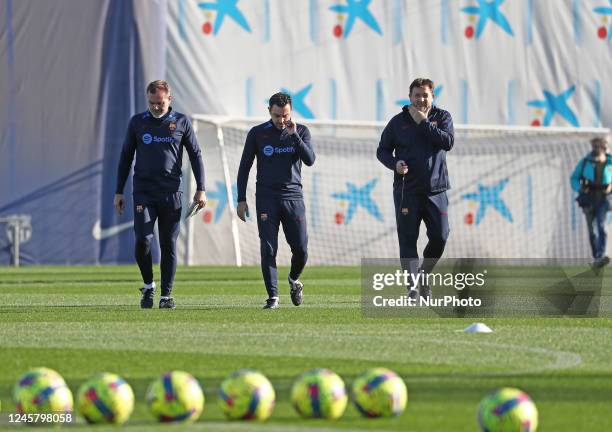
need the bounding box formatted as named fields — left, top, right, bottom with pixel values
left=0, top=265, right=611, bottom=431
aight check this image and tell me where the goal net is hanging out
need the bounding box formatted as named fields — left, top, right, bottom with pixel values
left=183, top=115, right=609, bottom=266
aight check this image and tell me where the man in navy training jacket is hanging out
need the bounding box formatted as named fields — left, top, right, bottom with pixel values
left=236, top=92, right=316, bottom=309
left=376, top=78, right=454, bottom=300
left=114, top=80, right=207, bottom=309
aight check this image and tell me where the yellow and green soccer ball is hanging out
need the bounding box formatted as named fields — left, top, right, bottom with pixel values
left=77, top=372, right=134, bottom=424
left=478, top=387, right=538, bottom=431
left=218, top=369, right=275, bottom=420
left=146, top=371, right=204, bottom=423
left=352, top=368, right=407, bottom=417
left=291, top=368, right=348, bottom=419
left=13, top=367, right=73, bottom=420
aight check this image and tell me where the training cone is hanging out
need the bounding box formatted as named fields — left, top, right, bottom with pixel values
left=464, top=323, right=493, bottom=333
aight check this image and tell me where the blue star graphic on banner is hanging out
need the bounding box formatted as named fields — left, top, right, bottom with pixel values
left=198, top=0, right=251, bottom=35
left=206, top=180, right=238, bottom=222
left=527, top=86, right=579, bottom=127
left=281, top=84, right=315, bottom=119
left=329, top=0, right=383, bottom=38
left=594, top=1, right=612, bottom=40
left=461, top=0, right=514, bottom=38
left=461, top=179, right=513, bottom=225
left=331, top=178, right=383, bottom=225
left=396, top=85, right=444, bottom=107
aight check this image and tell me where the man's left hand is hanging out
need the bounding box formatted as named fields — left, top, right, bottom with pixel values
left=408, top=105, right=428, bottom=124
left=193, top=190, right=207, bottom=208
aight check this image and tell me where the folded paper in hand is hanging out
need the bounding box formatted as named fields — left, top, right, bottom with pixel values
left=185, top=201, right=204, bottom=219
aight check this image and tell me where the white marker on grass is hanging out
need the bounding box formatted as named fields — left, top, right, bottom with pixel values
left=463, top=322, right=493, bottom=333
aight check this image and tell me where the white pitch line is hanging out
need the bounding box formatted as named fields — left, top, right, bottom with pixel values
left=444, top=340, right=583, bottom=375
left=0, top=322, right=586, bottom=377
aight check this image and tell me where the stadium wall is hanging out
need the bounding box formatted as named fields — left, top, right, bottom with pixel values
left=0, top=0, right=168, bottom=264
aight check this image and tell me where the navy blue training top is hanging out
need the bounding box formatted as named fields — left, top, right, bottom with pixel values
left=237, top=120, right=315, bottom=201
left=116, top=108, right=205, bottom=195
left=377, top=105, right=454, bottom=194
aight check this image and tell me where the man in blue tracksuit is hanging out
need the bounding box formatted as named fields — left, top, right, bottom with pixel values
left=377, top=78, right=454, bottom=299
left=570, top=137, right=612, bottom=268
left=236, top=92, right=316, bottom=309
left=115, top=80, right=206, bottom=309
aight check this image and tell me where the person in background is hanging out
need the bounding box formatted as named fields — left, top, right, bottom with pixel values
left=570, top=137, right=612, bottom=268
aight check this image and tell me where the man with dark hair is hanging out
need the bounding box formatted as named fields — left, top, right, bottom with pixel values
left=570, top=136, right=612, bottom=268
left=377, top=78, right=454, bottom=299
left=115, top=80, right=207, bottom=309
left=236, top=92, right=316, bottom=309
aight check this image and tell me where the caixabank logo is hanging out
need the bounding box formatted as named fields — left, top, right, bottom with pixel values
left=329, top=0, right=383, bottom=39
left=331, top=178, right=383, bottom=225
left=461, top=0, right=514, bottom=39
left=280, top=84, right=316, bottom=119
left=198, top=0, right=251, bottom=36
left=594, top=1, right=612, bottom=40
left=202, top=180, right=238, bottom=224
left=527, top=85, right=579, bottom=127
left=461, top=179, right=513, bottom=226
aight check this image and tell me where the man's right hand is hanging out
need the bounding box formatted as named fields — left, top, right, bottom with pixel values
left=396, top=160, right=409, bottom=175
left=114, top=194, right=125, bottom=215
left=237, top=201, right=249, bottom=222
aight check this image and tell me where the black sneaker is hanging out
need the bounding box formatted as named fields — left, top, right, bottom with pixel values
left=159, top=297, right=176, bottom=309
left=420, top=284, right=432, bottom=301
left=140, top=287, right=155, bottom=309
left=263, top=298, right=279, bottom=309
left=289, top=278, right=304, bottom=306
left=408, top=289, right=418, bottom=300
left=596, top=256, right=611, bottom=268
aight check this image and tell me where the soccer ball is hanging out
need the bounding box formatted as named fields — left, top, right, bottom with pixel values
left=352, top=368, right=407, bottom=417
left=13, top=367, right=73, bottom=421
left=77, top=372, right=134, bottom=424
left=218, top=369, right=275, bottom=420
left=478, top=387, right=538, bottom=431
left=290, top=368, right=348, bottom=419
left=146, top=371, right=204, bottom=423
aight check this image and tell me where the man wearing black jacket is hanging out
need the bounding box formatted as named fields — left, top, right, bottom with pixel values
left=236, top=92, right=316, bottom=309
left=377, top=78, right=454, bottom=299
left=115, top=80, right=206, bottom=309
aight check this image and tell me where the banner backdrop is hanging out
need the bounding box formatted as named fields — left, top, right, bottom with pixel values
left=167, top=0, right=611, bottom=127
